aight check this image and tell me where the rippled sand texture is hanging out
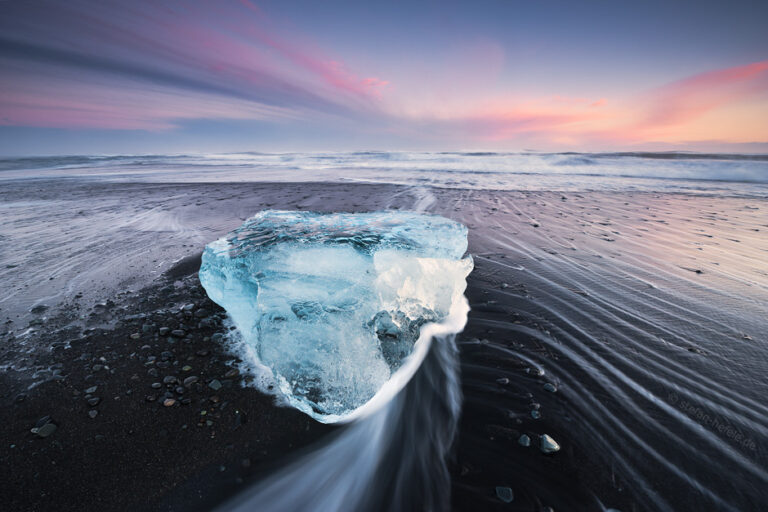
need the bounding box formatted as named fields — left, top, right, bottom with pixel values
left=445, top=189, right=768, bottom=511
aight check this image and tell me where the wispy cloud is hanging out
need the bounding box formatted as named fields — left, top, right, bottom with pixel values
left=0, top=0, right=388, bottom=129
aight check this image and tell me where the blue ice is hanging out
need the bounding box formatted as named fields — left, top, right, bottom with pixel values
left=199, top=210, right=472, bottom=422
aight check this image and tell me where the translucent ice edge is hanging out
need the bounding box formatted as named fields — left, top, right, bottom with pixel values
left=199, top=210, right=473, bottom=424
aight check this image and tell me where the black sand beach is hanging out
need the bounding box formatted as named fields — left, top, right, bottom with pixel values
left=2, top=180, right=767, bottom=511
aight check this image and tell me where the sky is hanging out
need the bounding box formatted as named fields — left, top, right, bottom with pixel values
left=0, top=0, right=767, bottom=155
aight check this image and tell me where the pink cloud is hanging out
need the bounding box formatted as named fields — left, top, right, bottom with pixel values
left=642, top=60, right=768, bottom=127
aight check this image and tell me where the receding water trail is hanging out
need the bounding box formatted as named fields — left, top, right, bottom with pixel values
left=220, top=300, right=468, bottom=512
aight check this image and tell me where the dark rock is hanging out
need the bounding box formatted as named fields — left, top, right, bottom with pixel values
left=495, top=486, right=514, bottom=503
left=32, top=422, right=57, bottom=438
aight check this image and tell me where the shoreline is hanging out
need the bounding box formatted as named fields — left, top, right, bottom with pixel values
left=2, top=180, right=767, bottom=511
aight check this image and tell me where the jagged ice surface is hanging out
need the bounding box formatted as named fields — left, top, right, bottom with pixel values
left=199, top=210, right=472, bottom=422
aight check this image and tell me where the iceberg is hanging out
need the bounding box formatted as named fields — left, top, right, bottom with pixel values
left=199, top=210, right=472, bottom=422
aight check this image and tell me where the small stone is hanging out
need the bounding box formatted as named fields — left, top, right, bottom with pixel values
left=92, top=364, right=103, bottom=371
left=151, top=382, right=162, bottom=389
left=175, top=386, right=184, bottom=394
left=130, top=333, right=140, bottom=340
left=182, top=365, right=192, bottom=372
left=224, top=368, right=239, bottom=378
left=88, top=410, right=98, bottom=419
left=146, top=395, right=157, bottom=402
left=495, top=486, right=514, bottom=503
left=209, top=379, right=222, bottom=391
left=543, top=383, right=557, bottom=393
left=496, top=377, right=509, bottom=385
left=540, top=434, right=560, bottom=454
left=31, top=422, right=57, bottom=438
left=163, top=398, right=176, bottom=407
left=158, top=327, right=170, bottom=336
left=183, top=376, right=199, bottom=387
left=87, top=397, right=101, bottom=406
left=531, top=410, right=541, bottom=419
left=171, top=329, right=185, bottom=337
left=84, top=386, right=98, bottom=394
left=163, top=376, right=178, bottom=385
left=518, top=434, right=531, bottom=447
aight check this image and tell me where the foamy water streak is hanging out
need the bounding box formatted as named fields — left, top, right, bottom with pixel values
left=219, top=297, right=468, bottom=512
left=2, top=151, right=768, bottom=196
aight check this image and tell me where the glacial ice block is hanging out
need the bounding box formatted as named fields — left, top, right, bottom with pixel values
left=199, top=210, right=473, bottom=422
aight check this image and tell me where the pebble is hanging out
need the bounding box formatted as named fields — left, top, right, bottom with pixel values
left=183, top=376, right=199, bottom=386
left=92, top=364, right=103, bottom=371
left=163, top=398, right=176, bottom=407
left=224, top=368, right=239, bottom=378
left=182, top=365, right=192, bottom=372
left=84, top=386, right=98, bottom=394
left=209, top=379, right=222, bottom=391
left=495, top=377, right=509, bottom=385
left=171, top=330, right=185, bottom=337
left=88, top=410, right=98, bottom=419
left=130, top=333, right=140, bottom=340
left=495, top=486, right=514, bottom=503
left=540, top=434, right=560, bottom=454
left=87, top=397, right=101, bottom=406
left=543, top=383, right=557, bottom=393
left=31, top=418, right=57, bottom=438
left=151, top=382, right=162, bottom=389
left=158, top=327, right=170, bottom=336
left=518, top=434, right=531, bottom=447
left=531, top=410, right=541, bottom=419
left=163, top=376, right=178, bottom=385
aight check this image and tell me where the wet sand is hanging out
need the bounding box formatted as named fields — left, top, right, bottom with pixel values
left=1, top=180, right=767, bottom=511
